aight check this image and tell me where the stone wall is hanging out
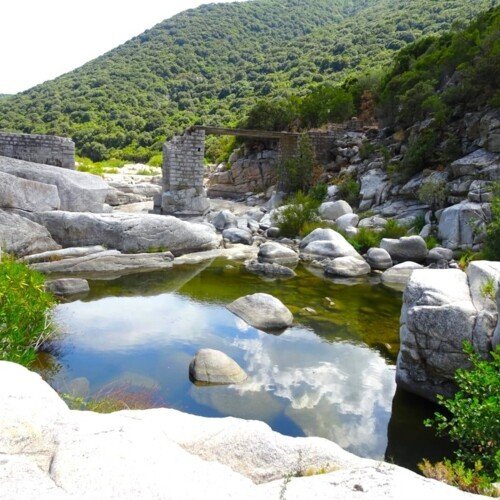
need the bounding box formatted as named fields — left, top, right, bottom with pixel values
left=0, top=132, right=75, bottom=169
left=160, top=129, right=209, bottom=215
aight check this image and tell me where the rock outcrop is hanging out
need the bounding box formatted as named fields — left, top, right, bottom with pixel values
left=257, top=242, right=299, bottom=266
left=19, top=211, right=221, bottom=255
left=45, top=278, right=90, bottom=297
left=396, top=265, right=499, bottom=401
left=0, top=156, right=109, bottom=212
left=0, top=210, right=61, bottom=257
left=0, top=361, right=478, bottom=499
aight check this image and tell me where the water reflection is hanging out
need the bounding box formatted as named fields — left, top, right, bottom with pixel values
left=40, top=261, right=451, bottom=472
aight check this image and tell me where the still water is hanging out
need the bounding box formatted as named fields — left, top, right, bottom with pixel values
left=37, top=259, right=452, bottom=472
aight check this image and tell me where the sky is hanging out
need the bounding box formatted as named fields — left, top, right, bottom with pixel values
left=0, top=0, right=241, bottom=94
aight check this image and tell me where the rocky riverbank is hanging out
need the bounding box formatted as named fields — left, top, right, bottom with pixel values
left=0, top=361, right=480, bottom=499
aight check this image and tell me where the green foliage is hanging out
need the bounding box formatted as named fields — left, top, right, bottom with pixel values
left=243, top=98, right=298, bottom=131
left=382, top=219, right=409, bottom=239
left=308, top=183, right=328, bottom=203
left=483, top=183, right=500, bottom=261
left=400, top=129, right=439, bottom=178
left=480, top=278, right=496, bottom=301
left=346, top=227, right=382, bottom=253
left=0, top=256, right=55, bottom=367
left=277, top=133, right=315, bottom=193
left=76, top=156, right=126, bottom=176
left=0, top=0, right=493, bottom=161
left=359, top=141, right=376, bottom=160
left=425, top=235, right=439, bottom=250
left=205, top=135, right=238, bottom=164
left=273, top=191, right=322, bottom=238
left=458, top=248, right=478, bottom=270
left=418, top=178, right=448, bottom=210
left=419, top=459, right=496, bottom=496
left=147, top=154, right=163, bottom=167
left=336, top=177, right=360, bottom=206
left=299, top=220, right=335, bottom=238
left=424, top=343, right=500, bottom=480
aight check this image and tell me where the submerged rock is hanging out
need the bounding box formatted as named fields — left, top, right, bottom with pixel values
left=381, top=261, right=423, bottom=287
left=189, top=349, right=247, bottom=385
left=245, top=260, right=296, bottom=279
left=45, top=278, right=90, bottom=297
left=227, top=293, right=293, bottom=331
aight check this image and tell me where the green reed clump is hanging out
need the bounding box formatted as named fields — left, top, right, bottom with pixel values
left=0, top=256, right=55, bottom=367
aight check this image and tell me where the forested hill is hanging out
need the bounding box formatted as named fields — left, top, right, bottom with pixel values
left=0, top=0, right=496, bottom=162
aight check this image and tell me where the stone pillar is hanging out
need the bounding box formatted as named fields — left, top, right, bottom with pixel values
left=160, top=128, right=209, bottom=216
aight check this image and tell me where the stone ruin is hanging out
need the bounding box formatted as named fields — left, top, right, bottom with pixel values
left=158, top=123, right=368, bottom=215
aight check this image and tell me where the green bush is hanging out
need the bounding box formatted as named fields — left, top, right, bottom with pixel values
left=147, top=154, right=163, bottom=167
left=425, top=235, right=439, bottom=249
left=277, top=133, right=315, bottom=194
left=423, top=343, right=500, bottom=483
left=336, top=177, right=360, bottom=207
left=0, top=257, right=56, bottom=367
left=308, top=183, right=328, bottom=203
left=400, top=129, right=439, bottom=179
left=359, top=141, right=376, bottom=160
left=273, top=191, right=321, bottom=238
left=346, top=227, right=383, bottom=253
left=483, top=183, right=500, bottom=261
left=418, top=178, right=448, bottom=210
left=382, top=219, right=409, bottom=239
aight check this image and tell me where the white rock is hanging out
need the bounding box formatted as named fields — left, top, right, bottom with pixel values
left=212, top=210, right=237, bottom=231
left=358, top=216, right=388, bottom=228
left=381, top=261, right=423, bottom=287
left=396, top=269, right=480, bottom=401
left=325, top=256, right=371, bottom=277
left=189, top=349, right=247, bottom=384
left=318, top=200, right=353, bottom=221
left=227, top=293, right=293, bottom=330
left=0, top=156, right=110, bottom=212
left=257, top=242, right=298, bottom=266
left=380, top=235, right=428, bottom=262
left=20, top=246, right=107, bottom=264
left=0, top=210, right=60, bottom=257
left=222, top=227, right=253, bottom=245
left=22, top=211, right=221, bottom=255
left=0, top=171, right=60, bottom=212
left=300, top=229, right=360, bottom=260
left=358, top=168, right=389, bottom=211
left=366, top=247, right=392, bottom=270
left=335, top=213, right=359, bottom=231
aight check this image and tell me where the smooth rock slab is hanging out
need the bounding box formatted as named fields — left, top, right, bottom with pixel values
left=257, top=242, right=298, bottom=266
left=31, top=251, right=174, bottom=277
left=0, top=171, right=60, bottom=212
left=21, top=211, right=221, bottom=255
left=335, top=213, right=359, bottom=231
left=45, top=278, right=90, bottom=297
left=227, top=293, right=293, bottom=331
left=0, top=210, right=60, bottom=257
left=189, top=349, right=247, bottom=385
left=0, top=156, right=109, bottom=212
left=300, top=229, right=360, bottom=260
left=325, top=256, right=371, bottom=277
left=21, top=246, right=107, bottom=264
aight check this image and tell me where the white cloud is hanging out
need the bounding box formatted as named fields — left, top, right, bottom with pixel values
left=0, top=0, right=244, bottom=93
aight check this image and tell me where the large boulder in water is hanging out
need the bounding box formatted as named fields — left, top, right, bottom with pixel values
left=189, top=349, right=247, bottom=385
left=257, top=242, right=298, bottom=266
left=0, top=171, right=60, bottom=212
left=227, top=293, right=293, bottom=331
left=19, top=211, right=221, bottom=255
left=0, top=210, right=61, bottom=257
left=300, top=228, right=360, bottom=260
left=324, top=256, right=370, bottom=277
left=0, top=156, right=109, bottom=212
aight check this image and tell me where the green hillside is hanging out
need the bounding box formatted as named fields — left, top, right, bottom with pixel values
left=0, top=0, right=495, bottom=162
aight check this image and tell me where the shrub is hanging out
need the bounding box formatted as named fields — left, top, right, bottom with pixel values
left=277, top=133, right=315, bottom=194
left=346, top=227, right=382, bottom=253
left=418, top=178, right=448, bottom=210
left=458, top=249, right=478, bottom=270
left=359, top=141, right=376, bottom=160
left=400, top=129, right=439, bottom=179
left=308, top=183, right=328, bottom=203
left=425, top=235, right=439, bottom=249
left=423, top=343, right=500, bottom=483
left=244, top=98, right=297, bottom=131
left=381, top=219, right=409, bottom=239
left=0, top=257, right=55, bottom=367
left=483, top=183, right=500, bottom=261
left=336, top=177, right=360, bottom=207
left=273, top=191, right=321, bottom=238
left=147, top=154, right=163, bottom=167
left=299, top=220, right=334, bottom=238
